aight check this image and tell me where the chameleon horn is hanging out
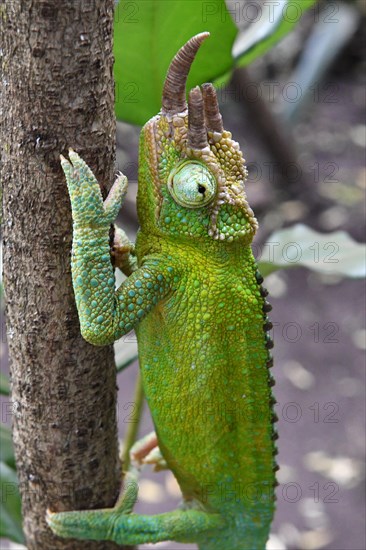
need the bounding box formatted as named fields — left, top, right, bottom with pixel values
left=202, top=83, right=224, bottom=133
left=162, top=32, right=210, bottom=116
left=188, top=86, right=208, bottom=149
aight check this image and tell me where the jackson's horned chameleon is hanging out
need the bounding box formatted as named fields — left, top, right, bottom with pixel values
left=47, top=33, right=277, bottom=550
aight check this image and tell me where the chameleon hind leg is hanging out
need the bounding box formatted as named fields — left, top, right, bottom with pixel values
left=48, top=440, right=224, bottom=544
left=47, top=486, right=224, bottom=545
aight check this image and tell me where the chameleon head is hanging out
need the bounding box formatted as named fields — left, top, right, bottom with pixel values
left=137, top=33, right=258, bottom=244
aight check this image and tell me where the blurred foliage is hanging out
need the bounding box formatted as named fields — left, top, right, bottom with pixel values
left=233, top=0, right=317, bottom=66
left=114, top=0, right=237, bottom=125
left=0, top=372, right=10, bottom=396
left=279, top=1, right=360, bottom=121
left=0, top=424, right=16, bottom=471
left=113, top=0, right=317, bottom=124
left=258, top=224, right=366, bottom=278
left=0, top=426, right=24, bottom=543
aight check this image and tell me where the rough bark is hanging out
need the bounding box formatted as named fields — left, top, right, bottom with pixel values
left=1, top=2, right=127, bottom=548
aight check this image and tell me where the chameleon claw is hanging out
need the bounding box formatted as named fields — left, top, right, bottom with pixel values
left=68, top=149, right=93, bottom=174
left=60, top=154, right=73, bottom=180
left=68, top=149, right=81, bottom=165
left=64, top=147, right=76, bottom=165
left=60, top=153, right=72, bottom=168
left=103, top=172, right=128, bottom=220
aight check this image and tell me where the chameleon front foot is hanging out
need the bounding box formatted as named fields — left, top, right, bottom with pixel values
left=60, top=150, right=128, bottom=230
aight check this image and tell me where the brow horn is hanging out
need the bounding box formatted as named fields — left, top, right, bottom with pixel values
left=202, top=83, right=223, bottom=132
left=188, top=87, right=208, bottom=150
left=162, top=32, right=210, bottom=116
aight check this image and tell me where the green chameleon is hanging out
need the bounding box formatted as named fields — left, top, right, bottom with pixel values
left=47, top=33, right=277, bottom=550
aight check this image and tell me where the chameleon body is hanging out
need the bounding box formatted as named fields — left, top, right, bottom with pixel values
left=48, top=33, right=277, bottom=549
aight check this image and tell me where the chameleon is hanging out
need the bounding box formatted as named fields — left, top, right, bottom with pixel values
left=47, top=32, right=277, bottom=550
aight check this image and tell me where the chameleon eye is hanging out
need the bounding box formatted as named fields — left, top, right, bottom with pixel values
left=167, top=161, right=216, bottom=209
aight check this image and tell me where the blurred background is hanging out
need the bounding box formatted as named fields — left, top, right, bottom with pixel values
left=1, top=1, right=365, bottom=549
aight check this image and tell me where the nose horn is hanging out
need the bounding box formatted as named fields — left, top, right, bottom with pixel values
left=162, top=32, right=210, bottom=116
left=202, top=83, right=223, bottom=132
left=188, top=87, right=208, bottom=150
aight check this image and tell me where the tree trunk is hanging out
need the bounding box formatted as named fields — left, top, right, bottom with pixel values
left=1, top=2, right=128, bottom=548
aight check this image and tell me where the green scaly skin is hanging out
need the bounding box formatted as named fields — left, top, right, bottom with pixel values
left=47, top=46, right=277, bottom=550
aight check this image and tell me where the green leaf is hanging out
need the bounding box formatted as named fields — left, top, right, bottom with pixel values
left=114, top=336, right=138, bottom=373
left=257, top=224, right=366, bottom=278
left=0, top=372, right=10, bottom=396
left=0, top=423, right=16, bottom=469
left=0, top=462, right=24, bottom=544
left=114, top=0, right=237, bottom=125
left=233, top=0, right=317, bottom=67
left=116, top=353, right=139, bottom=374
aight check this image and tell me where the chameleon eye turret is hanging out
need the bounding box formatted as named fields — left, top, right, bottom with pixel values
left=167, top=160, right=216, bottom=208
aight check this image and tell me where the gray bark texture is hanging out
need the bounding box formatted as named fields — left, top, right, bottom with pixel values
left=1, top=1, right=128, bottom=548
